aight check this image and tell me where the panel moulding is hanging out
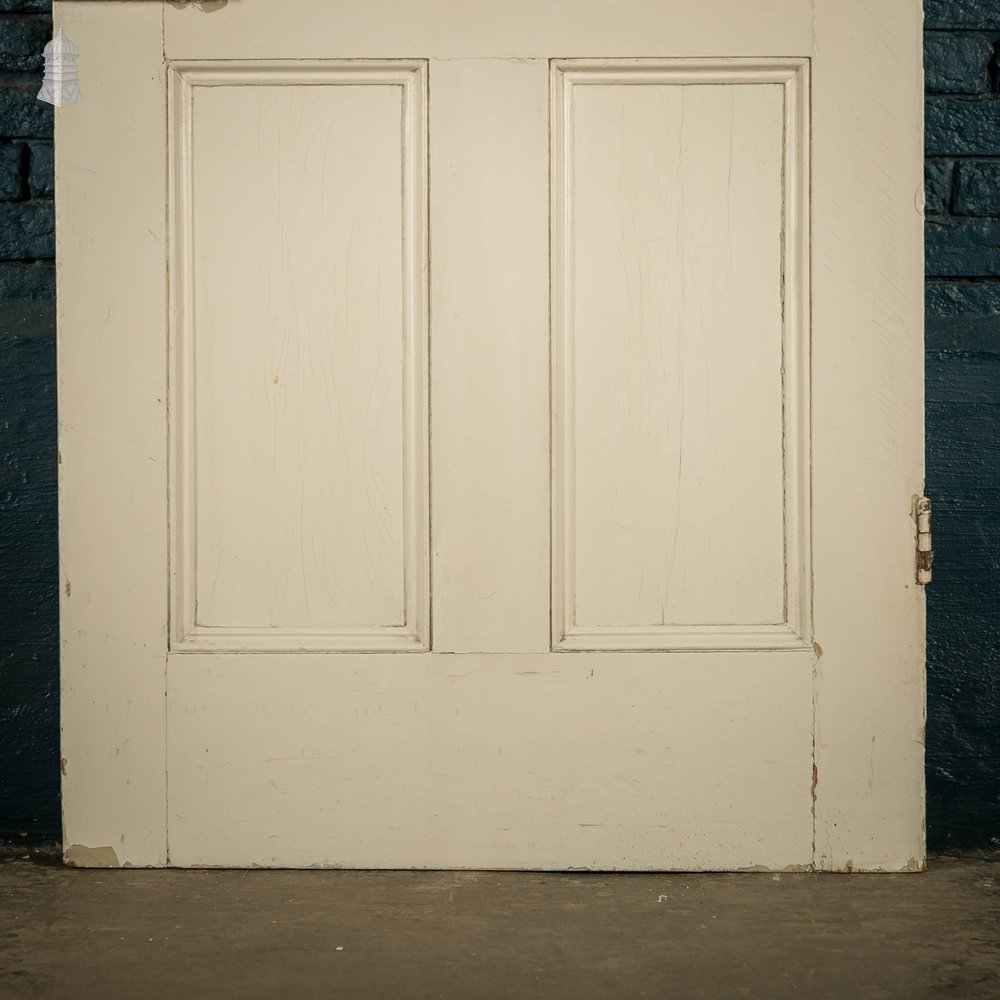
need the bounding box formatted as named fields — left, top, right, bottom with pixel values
left=549, top=57, right=812, bottom=653
left=167, top=60, right=430, bottom=653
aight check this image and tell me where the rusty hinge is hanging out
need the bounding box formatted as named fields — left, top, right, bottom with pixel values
left=915, top=496, right=933, bottom=585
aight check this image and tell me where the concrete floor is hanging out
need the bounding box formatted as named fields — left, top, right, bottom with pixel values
left=2, top=852, right=998, bottom=999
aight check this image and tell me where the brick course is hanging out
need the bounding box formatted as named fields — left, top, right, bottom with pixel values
left=954, top=161, right=1000, bottom=215
left=924, top=32, right=994, bottom=93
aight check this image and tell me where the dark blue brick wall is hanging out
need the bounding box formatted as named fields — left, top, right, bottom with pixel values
left=0, top=3, right=998, bottom=851
left=0, top=0, right=57, bottom=844
left=925, top=3, right=1000, bottom=851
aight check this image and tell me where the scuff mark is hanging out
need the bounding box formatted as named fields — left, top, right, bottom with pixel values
left=738, top=863, right=813, bottom=873
left=811, top=759, right=819, bottom=867
left=813, top=640, right=823, bottom=658
left=64, top=581, right=70, bottom=597
left=65, top=844, right=121, bottom=868
left=811, top=656, right=820, bottom=871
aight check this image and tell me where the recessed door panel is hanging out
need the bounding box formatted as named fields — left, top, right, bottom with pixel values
left=552, top=60, right=810, bottom=651
left=169, top=62, right=430, bottom=653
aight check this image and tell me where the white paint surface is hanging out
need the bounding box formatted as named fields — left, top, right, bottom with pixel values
left=58, top=0, right=925, bottom=871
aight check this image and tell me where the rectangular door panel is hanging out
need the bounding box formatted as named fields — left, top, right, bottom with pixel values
left=552, top=60, right=810, bottom=652
left=166, top=653, right=814, bottom=870
left=168, top=62, right=430, bottom=653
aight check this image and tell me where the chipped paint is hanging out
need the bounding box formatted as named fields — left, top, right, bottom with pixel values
left=737, top=863, right=813, bottom=873
left=167, top=0, right=229, bottom=11
left=65, top=844, right=121, bottom=868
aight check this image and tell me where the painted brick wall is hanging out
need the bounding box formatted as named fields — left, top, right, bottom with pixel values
left=0, top=3, right=997, bottom=850
left=924, top=0, right=1000, bottom=852
left=0, top=0, right=57, bottom=844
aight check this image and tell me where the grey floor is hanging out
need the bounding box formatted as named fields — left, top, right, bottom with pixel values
left=2, top=851, right=998, bottom=999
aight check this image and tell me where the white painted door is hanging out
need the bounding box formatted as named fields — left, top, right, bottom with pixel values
left=58, top=0, right=926, bottom=871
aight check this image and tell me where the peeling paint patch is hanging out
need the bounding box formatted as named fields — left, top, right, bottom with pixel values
left=65, top=844, right=121, bottom=868
left=59, top=757, right=67, bottom=776
left=167, top=0, right=229, bottom=11
left=834, top=857, right=927, bottom=874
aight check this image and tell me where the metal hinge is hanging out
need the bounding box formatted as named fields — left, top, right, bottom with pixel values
left=915, top=496, right=933, bottom=585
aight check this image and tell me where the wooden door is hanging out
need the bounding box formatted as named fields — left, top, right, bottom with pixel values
left=58, top=0, right=925, bottom=871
